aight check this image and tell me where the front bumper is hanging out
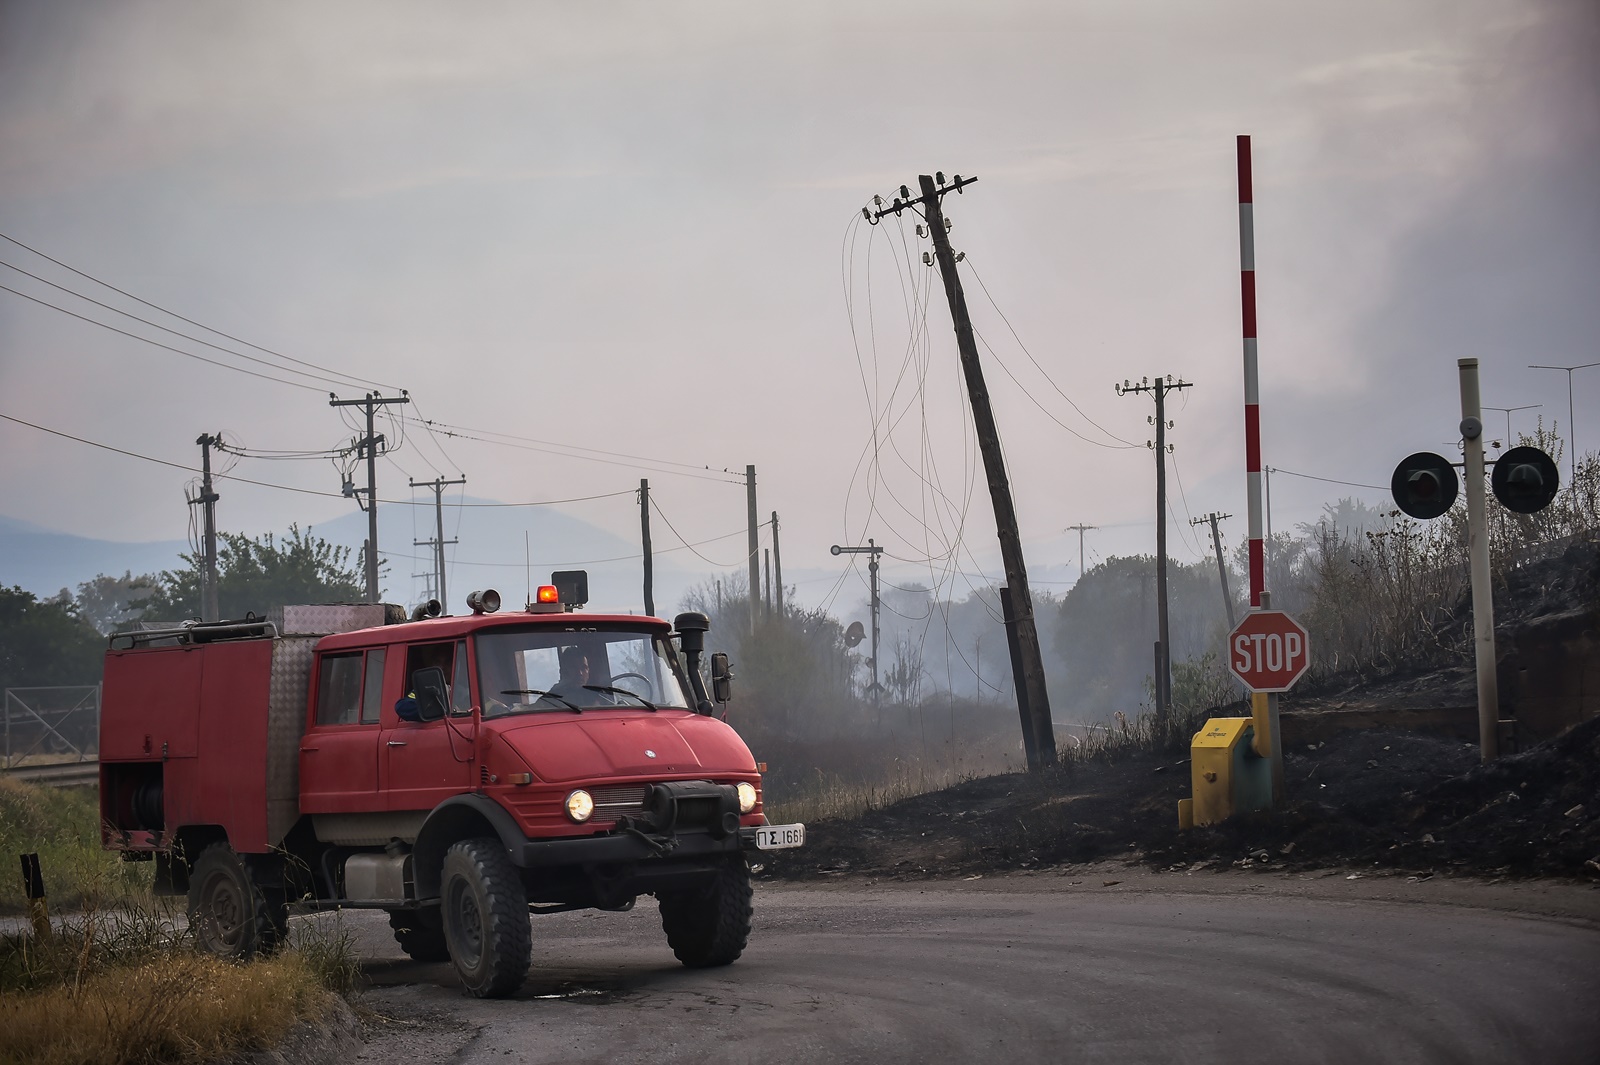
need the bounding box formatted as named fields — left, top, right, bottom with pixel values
left=511, top=825, right=763, bottom=869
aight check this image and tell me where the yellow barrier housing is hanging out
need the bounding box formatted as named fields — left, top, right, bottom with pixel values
left=1178, top=716, right=1273, bottom=829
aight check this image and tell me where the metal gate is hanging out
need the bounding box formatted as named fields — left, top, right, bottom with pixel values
left=3, top=686, right=100, bottom=768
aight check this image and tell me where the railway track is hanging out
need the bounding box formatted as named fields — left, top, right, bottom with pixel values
left=2, top=760, right=99, bottom=787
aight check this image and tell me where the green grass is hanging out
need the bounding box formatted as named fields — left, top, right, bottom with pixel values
left=0, top=779, right=150, bottom=914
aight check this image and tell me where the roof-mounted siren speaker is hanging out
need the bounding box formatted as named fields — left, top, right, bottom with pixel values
left=411, top=598, right=443, bottom=621
left=1491, top=446, right=1560, bottom=513
left=1391, top=452, right=1460, bottom=520
left=466, top=589, right=501, bottom=615
left=550, top=570, right=588, bottom=611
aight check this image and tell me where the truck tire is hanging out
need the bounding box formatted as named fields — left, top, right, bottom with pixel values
left=657, top=857, right=752, bottom=968
left=186, top=843, right=287, bottom=958
left=440, top=838, right=531, bottom=998
left=388, top=908, right=451, bottom=963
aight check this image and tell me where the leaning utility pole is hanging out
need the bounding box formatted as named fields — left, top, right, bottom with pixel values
left=1066, top=523, right=1096, bottom=578
left=872, top=173, right=1055, bottom=767
left=745, top=464, right=760, bottom=632
left=763, top=549, right=772, bottom=617
left=771, top=511, right=784, bottom=617
left=639, top=479, right=655, bottom=618
left=1117, top=375, right=1192, bottom=720
left=193, top=433, right=222, bottom=622
left=410, top=475, right=465, bottom=612
left=330, top=391, right=410, bottom=603
left=1192, top=511, right=1236, bottom=629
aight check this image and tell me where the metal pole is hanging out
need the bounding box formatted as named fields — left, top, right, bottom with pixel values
left=640, top=479, right=655, bottom=617
left=771, top=511, right=783, bottom=618
left=1252, top=590, right=1285, bottom=799
left=746, top=465, right=760, bottom=632
left=868, top=539, right=881, bottom=707
left=1460, top=358, right=1501, bottom=762
left=918, top=174, right=1055, bottom=767
left=1194, top=512, right=1236, bottom=629
left=1238, top=136, right=1265, bottom=607
left=1529, top=363, right=1599, bottom=484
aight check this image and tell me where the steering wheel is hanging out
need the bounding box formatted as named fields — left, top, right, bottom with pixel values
left=609, top=671, right=656, bottom=702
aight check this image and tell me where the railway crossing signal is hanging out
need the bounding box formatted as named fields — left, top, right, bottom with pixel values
left=1490, top=445, right=1560, bottom=514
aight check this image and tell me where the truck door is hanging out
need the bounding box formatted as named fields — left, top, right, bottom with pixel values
left=381, top=640, right=474, bottom=812
left=299, top=647, right=387, bottom=813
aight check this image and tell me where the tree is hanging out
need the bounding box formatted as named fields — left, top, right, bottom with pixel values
left=0, top=586, right=105, bottom=690
left=74, top=571, right=159, bottom=635
left=139, top=525, right=368, bottom=621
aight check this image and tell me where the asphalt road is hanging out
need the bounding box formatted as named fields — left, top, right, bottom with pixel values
left=340, top=872, right=1600, bottom=1065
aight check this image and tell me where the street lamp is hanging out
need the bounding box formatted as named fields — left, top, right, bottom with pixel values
left=1483, top=404, right=1541, bottom=449
left=1529, top=362, right=1600, bottom=483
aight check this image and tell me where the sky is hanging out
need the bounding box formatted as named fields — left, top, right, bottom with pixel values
left=1, top=0, right=1596, bottom=619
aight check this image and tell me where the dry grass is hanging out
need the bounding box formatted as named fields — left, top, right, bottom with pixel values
left=0, top=778, right=150, bottom=914
left=0, top=949, right=330, bottom=1065
left=765, top=742, right=1024, bottom=825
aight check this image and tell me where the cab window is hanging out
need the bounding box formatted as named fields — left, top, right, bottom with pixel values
left=315, top=652, right=364, bottom=725
left=360, top=648, right=387, bottom=724
left=404, top=641, right=470, bottom=713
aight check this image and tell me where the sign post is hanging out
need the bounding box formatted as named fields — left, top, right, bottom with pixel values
left=1227, top=599, right=1309, bottom=801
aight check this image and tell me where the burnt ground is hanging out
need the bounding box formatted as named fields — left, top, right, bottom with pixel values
left=760, top=715, right=1600, bottom=884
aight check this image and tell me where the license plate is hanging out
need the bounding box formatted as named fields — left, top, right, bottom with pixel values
left=755, top=823, right=805, bottom=850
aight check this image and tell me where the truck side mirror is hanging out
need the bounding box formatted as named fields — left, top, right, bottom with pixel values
left=710, top=653, right=732, bottom=704
left=412, top=667, right=450, bottom=722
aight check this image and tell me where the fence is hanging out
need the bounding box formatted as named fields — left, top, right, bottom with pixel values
left=3, top=686, right=100, bottom=768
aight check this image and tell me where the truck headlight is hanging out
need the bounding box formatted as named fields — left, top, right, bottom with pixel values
left=565, top=789, right=594, bottom=823
left=736, top=781, right=758, bottom=814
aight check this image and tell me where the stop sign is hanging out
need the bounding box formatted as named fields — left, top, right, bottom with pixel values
left=1227, top=610, right=1311, bottom=693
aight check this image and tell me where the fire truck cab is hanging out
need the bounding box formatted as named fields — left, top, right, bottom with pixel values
left=99, top=582, right=804, bottom=998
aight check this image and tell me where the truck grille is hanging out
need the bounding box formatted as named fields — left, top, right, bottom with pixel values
left=589, top=784, right=650, bottom=820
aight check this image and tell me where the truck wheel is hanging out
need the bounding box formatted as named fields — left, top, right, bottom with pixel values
left=186, top=843, right=287, bottom=958
left=657, top=857, right=752, bottom=968
left=440, top=838, right=531, bottom=998
left=388, top=908, right=450, bottom=963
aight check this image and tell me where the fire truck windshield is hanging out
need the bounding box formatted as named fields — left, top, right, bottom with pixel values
left=475, top=626, right=693, bottom=717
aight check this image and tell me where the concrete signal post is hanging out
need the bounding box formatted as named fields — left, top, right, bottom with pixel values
left=831, top=541, right=884, bottom=706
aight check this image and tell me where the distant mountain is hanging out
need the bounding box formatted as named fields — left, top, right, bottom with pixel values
left=0, top=516, right=190, bottom=598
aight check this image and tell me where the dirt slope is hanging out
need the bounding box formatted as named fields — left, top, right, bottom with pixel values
left=762, top=716, right=1600, bottom=883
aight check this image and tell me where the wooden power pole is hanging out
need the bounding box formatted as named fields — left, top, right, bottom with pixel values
left=1192, top=511, right=1236, bottom=629
left=411, top=476, right=465, bottom=612
left=193, top=433, right=222, bottom=622
left=1117, top=375, right=1192, bottom=721
left=639, top=479, right=655, bottom=617
left=330, top=391, right=410, bottom=602
left=745, top=465, right=759, bottom=632
left=873, top=174, right=1056, bottom=768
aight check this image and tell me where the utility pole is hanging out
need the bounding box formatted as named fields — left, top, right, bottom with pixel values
left=193, top=433, right=222, bottom=622
left=1066, top=523, right=1096, bottom=579
left=872, top=172, right=1056, bottom=768
left=1483, top=404, right=1541, bottom=449
left=831, top=540, right=884, bottom=706
left=330, top=391, right=410, bottom=603
left=771, top=511, right=784, bottom=618
left=745, top=465, right=760, bottom=632
left=1117, top=374, right=1192, bottom=721
left=1192, top=512, right=1236, bottom=629
left=639, top=479, right=655, bottom=617
left=764, top=549, right=772, bottom=617
left=410, top=475, right=464, bottom=612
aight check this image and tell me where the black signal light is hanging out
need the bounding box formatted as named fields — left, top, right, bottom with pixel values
left=1491, top=445, right=1560, bottom=514
left=1391, top=452, right=1459, bottom=519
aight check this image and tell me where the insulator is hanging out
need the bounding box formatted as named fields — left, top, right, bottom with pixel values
left=873, top=194, right=883, bottom=205
left=916, top=224, right=927, bottom=237
left=922, top=251, right=932, bottom=266
left=954, top=251, right=965, bottom=262
left=944, top=217, right=952, bottom=232
left=936, top=171, right=946, bottom=184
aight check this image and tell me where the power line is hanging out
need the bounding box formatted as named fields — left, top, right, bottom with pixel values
left=1268, top=465, right=1387, bottom=492
left=0, top=411, right=634, bottom=508
left=0, top=283, right=327, bottom=393
left=0, top=259, right=367, bottom=392
left=418, top=419, right=745, bottom=485
left=0, top=231, right=401, bottom=392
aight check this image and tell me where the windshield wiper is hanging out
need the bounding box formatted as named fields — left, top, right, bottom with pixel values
left=502, top=688, right=583, bottom=713
left=584, top=684, right=659, bottom=711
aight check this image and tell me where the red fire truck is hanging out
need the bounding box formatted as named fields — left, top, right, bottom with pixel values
left=99, top=579, right=804, bottom=998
